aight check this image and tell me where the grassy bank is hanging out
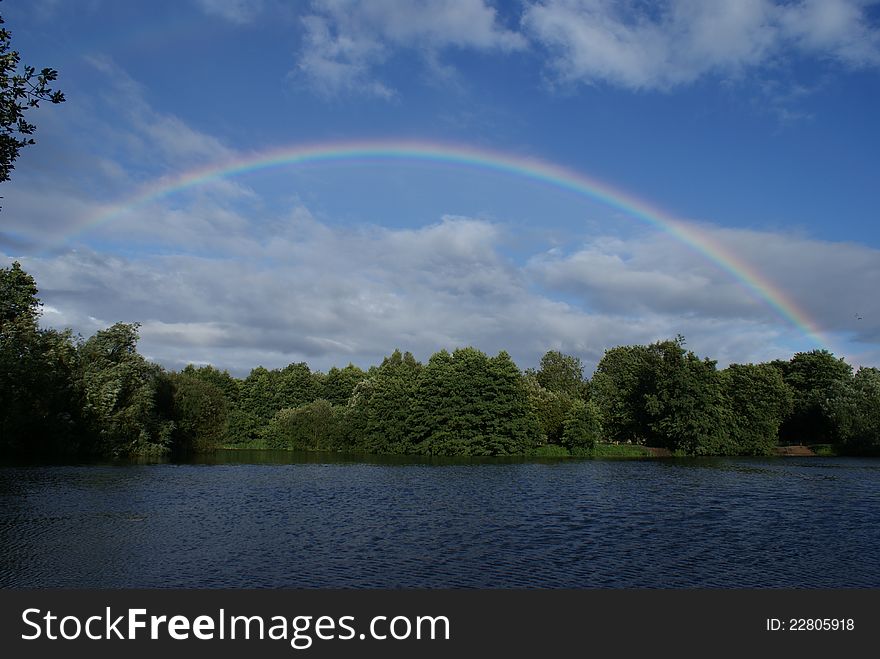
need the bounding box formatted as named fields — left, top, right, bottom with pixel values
left=591, top=443, right=656, bottom=458
left=214, top=441, right=863, bottom=459
left=218, top=441, right=658, bottom=459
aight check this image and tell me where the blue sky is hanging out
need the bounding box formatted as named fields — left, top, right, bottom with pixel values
left=2, top=0, right=880, bottom=375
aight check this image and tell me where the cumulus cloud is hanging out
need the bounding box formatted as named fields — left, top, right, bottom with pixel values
left=9, top=215, right=579, bottom=372
left=3, top=55, right=876, bottom=375
left=528, top=235, right=760, bottom=319
left=8, top=207, right=878, bottom=376
left=187, top=1, right=880, bottom=98
left=0, top=57, right=256, bottom=253
left=523, top=0, right=880, bottom=90
left=529, top=223, right=880, bottom=352
left=187, top=1, right=880, bottom=100
left=297, top=13, right=397, bottom=99
left=295, top=0, right=525, bottom=97
left=704, top=226, right=880, bottom=341
left=85, top=56, right=240, bottom=170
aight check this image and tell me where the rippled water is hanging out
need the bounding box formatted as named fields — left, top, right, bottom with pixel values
left=1, top=452, right=878, bottom=588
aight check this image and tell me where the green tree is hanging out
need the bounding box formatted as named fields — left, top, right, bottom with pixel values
left=320, top=363, right=367, bottom=406
left=642, top=340, right=729, bottom=455
left=523, top=372, right=571, bottom=444
left=720, top=363, right=793, bottom=455
left=830, top=367, right=880, bottom=454
left=179, top=364, right=241, bottom=444
left=0, top=259, right=39, bottom=324
left=276, top=362, right=317, bottom=409
left=775, top=350, right=853, bottom=444
left=233, top=366, right=279, bottom=442
left=236, top=366, right=276, bottom=420
left=231, top=362, right=319, bottom=442
left=534, top=350, right=587, bottom=399
left=169, top=372, right=228, bottom=452
left=591, top=343, right=655, bottom=443
left=560, top=399, right=602, bottom=454
left=523, top=350, right=588, bottom=445
left=78, top=322, right=173, bottom=456
left=267, top=399, right=342, bottom=450
left=524, top=374, right=572, bottom=444
left=0, top=261, right=80, bottom=453
left=593, top=338, right=729, bottom=454
left=409, top=348, right=541, bottom=456
left=345, top=349, right=421, bottom=453
left=181, top=363, right=239, bottom=402
left=0, top=12, right=65, bottom=184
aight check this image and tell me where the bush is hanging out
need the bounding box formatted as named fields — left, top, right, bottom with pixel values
left=170, top=373, right=228, bottom=452
left=266, top=399, right=342, bottom=450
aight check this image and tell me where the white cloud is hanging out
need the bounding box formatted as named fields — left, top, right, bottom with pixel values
left=186, top=1, right=880, bottom=99
left=10, top=209, right=879, bottom=376
left=781, top=0, right=880, bottom=66
left=85, top=56, right=239, bottom=170
left=297, top=13, right=396, bottom=99
left=342, top=0, right=524, bottom=50
left=0, top=58, right=258, bottom=253
left=3, top=52, right=877, bottom=373
left=295, top=0, right=526, bottom=97
left=529, top=222, right=880, bottom=350
left=528, top=235, right=760, bottom=319
left=706, top=226, right=880, bottom=340
left=523, top=0, right=880, bottom=90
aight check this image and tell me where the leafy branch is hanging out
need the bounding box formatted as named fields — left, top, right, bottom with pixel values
left=0, top=13, right=65, bottom=184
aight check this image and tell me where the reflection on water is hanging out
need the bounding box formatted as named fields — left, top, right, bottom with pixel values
left=1, top=452, right=878, bottom=588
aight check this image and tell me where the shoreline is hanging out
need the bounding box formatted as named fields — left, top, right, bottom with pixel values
left=213, top=442, right=842, bottom=459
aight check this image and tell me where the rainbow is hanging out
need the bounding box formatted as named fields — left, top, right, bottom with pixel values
left=61, top=139, right=827, bottom=347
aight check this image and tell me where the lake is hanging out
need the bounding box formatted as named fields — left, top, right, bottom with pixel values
left=1, top=451, right=878, bottom=588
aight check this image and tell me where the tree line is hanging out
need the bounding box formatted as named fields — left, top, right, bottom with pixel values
left=2, top=262, right=879, bottom=458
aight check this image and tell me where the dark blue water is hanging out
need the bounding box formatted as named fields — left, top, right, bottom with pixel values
left=1, top=452, right=878, bottom=588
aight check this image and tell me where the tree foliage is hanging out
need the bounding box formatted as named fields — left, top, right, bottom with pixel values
left=7, top=263, right=880, bottom=459
left=829, top=367, right=880, bottom=454
left=591, top=343, right=655, bottom=443
left=169, top=372, right=228, bottom=452
left=345, top=350, right=422, bottom=453
left=775, top=350, right=853, bottom=444
left=320, top=364, right=367, bottom=406
left=594, top=338, right=766, bottom=455
left=78, top=322, right=174, bottom=456
left=0, top=259, right=39, bottom=325
left=0, top=12, right=65, bottom=184
left=720, top=363, right=793, bottom=455
left=181, top=363, right=239, bottom=402
left=0, top=262, right=80, bottom=453
left=524, top=350, right=590, bottom=448
left=560, top=399, right=602, bottom=454
left=409, top=348, right=541, bottom=456
left=534, top=350, right=587, bottom=399
left=228, top=362, right=319, bottom=443
left=641, top=340, right=729, bottom=455
left=524, top=374, right=571, bottom=444
left=267, top=399, right=343, bottom=451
